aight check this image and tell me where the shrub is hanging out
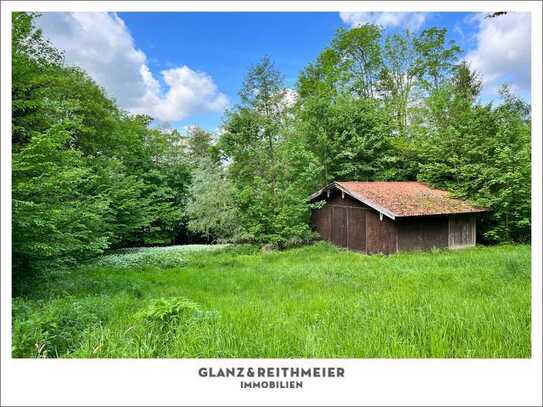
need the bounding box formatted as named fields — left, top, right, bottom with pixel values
left=12, top=296, right=109, bottom=358
left=137, top=297, right=202, bottom=324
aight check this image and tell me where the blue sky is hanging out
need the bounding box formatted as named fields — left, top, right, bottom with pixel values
left=37, top=12, right=531, bottom=132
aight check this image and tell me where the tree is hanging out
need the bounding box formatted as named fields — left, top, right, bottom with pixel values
left=12, top=120, right=110, bottom=273
left=379, top=28, right=461, bottom=135
left=296, top=25, right=397, bottom=185
left=379, top=31, right=420, bottom=135
left=184, top=126, right=218, bottom=163
left=137, top=126, right=192, bottom=245
left=414, top=28, right=461, bottom=92
left=295, top=94, right=393, bottom=185
left=185, top=158, right=241, bottom=242
left=238, top=56, right=285, bottom=174
left=452, top=60, right=482, bottom=101
left=12, top=12, right=63, bottom=147
left=219, top=57, right=314, bottom=246
left=298, top=25, right=383, bottom=100
left=11, top=12, right=194, bottom=279
left=330, top=25, right=383, bottom=98
left=414, top=85, right=530, bottom=243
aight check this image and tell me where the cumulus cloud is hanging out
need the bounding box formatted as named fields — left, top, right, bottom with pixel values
left=339, top=12, right=427, bottom=31
left=466, top=12, right=531, bottom=97
left=134, top=65, right=229, bottom=121
left=37, top=12, right=228, bottom=122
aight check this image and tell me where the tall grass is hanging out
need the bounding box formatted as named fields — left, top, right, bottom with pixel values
left=12, top=243, right=531, bottom=358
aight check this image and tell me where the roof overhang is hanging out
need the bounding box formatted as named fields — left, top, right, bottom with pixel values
left=308, top=181, right=397, bottom=220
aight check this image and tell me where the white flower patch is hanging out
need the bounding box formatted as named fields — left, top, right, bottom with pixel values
left=97, top=244, right=229, bottom=269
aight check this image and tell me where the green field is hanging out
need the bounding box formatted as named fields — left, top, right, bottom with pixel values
left=12, top=243, right=531, bottom=358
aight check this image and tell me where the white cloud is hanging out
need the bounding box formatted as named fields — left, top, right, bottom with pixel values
left=339, top=12, right=427, bottom=31
left=37, top=12, right=228, bottom=122
left=466, top=12, right=531, bottom=97
left=134, top=65, right=229, bottom=122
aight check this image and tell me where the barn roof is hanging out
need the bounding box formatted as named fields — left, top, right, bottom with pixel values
left=308, top=181, right=489, bottom=220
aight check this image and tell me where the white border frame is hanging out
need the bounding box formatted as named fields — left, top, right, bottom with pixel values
left=1, top=2, right=541, bottom=406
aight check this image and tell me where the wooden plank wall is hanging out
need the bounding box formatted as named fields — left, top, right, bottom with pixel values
left=397, top=216, right=449, bottom=251
left=312, top=188, right=398, bottom=254
left=331, top=206, right=348, bottom=247
left=448, top=214, right=476, bottom=249
left=311, top=206, right=331, bottom=241
left=365, top=210, right=398, bottom=254
left=348, top=207, right=366, bottom=252
left=311, top=189, right=369, bottom=252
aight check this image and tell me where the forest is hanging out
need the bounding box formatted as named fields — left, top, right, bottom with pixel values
left=12, top=12, right=531, bottom=284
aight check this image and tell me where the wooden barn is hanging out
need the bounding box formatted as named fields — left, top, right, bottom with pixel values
left=309, top=181, right=489, bottom=254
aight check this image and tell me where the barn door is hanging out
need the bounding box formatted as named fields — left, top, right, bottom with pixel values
left=347, top=207, right=366, bottom=252
left=328, top=206, right=366, bottom=251
left=331, top=206, right=347, bottom=247
left=448, top=214, right=476, bottom=249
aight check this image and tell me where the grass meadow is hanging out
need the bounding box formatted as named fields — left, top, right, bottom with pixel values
left=12, top=243, right=531, bottom=358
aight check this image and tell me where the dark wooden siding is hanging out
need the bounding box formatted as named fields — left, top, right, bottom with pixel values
left=348, top=207, right=366, bottom=252
left=448, top=214, right=476, bottom=248
left=311, top=206, right=331, bottom=241
left=312, top=187, right=397, bottom=254
left=365, top=210, right=398, bottom=254
left=312, top=189, right=368, bottom=252
left=397, top=216, right=449, bottom=251
left=312, top=207, right=367, bottom=252
left=331, top=206, right=348, bottom=247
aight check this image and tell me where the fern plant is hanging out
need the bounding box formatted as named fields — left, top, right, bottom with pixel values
left=137, top=297, right=201, bottom=324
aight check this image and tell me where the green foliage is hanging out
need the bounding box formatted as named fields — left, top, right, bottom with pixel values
left=330, top=25, right=383, bottom=97
left=184, top=126, right=220, bottom=164
left=413, top=27, right=462, bottom=91
left=294, top=93, right=393, bottom=184
left=94, top=158, right=153, bottom=246
left=452, top=60, right=482, bottom=100
left=12, top=13, right=193, bottom=279
left=414, top=85, right=531, bottom=242
left=137, top=297, right=201, bottom=324
left=12, top=12, right=63, bottom=146
left=299, top=25, right=461, bottom=136
left=219, top=57, right=314, bottom=247
left=12, top=120, right=110, bottom=271
left=12, top=244, right=531, bottom=358
left=12, top=296, right=110, bottom=358
left=185, top=158, right=241, bottom=242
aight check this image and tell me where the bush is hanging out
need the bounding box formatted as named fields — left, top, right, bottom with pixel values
left=136, top=297, right=202, bottom=324
left=12, top=296, right=109, bottom=358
